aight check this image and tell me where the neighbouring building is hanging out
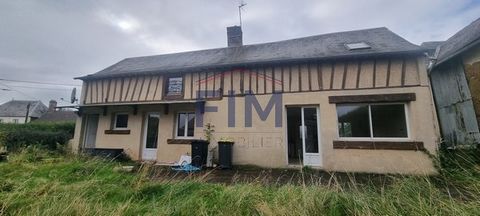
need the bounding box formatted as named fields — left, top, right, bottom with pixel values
left=429, top=17, right=480, bottom=147
left=72, top=26, right=441, bottom=174
left=36, top=100, right=77, bottom=123
left=0, top=100, right=48, bottom=123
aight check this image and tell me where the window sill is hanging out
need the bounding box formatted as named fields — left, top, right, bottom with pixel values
left=104, top=130, right=131, bottom=135
left=333, top=140, right=424, bottom=151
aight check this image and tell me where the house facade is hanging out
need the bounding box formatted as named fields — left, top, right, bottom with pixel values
left=0, top=100, right=48, bottom=124
left=72, top=27, right=440, bottom=174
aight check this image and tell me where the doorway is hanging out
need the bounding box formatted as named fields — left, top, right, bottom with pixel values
left=142, top=112, right=160, bottom=160
left=83, top=114, right=99, bottom=149
left=286, top=106, right=322, bottom=166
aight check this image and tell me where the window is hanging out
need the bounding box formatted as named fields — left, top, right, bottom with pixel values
left=337, top=104, right=408, bottom=138
left=0, top=119, right=3, bottom=123
left=345, top=42, right=371, bottom=50
left=114, top=113, right=129, bottom=129
left=166, top=76, right=183, bottom=97
left=176, top=112, right=195, bottom=138
left=13, top=119, right=19, bottom=124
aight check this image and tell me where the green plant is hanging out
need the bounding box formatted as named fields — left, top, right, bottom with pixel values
left=218, top=137, right=234, bottom=142
left=203, top=123, right=215, bottom=142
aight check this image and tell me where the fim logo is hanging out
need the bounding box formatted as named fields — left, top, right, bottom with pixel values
left=194, top=68, right=283, bottom=128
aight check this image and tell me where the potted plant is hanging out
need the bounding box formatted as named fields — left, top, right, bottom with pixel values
left=218, top=136, right=234, bottom=169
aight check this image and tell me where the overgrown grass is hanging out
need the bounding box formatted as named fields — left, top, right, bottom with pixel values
left=0, top=148, right=479, bottom=215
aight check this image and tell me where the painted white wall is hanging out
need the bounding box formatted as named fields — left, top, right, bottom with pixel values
left=0, top=116, right=31, bottom=124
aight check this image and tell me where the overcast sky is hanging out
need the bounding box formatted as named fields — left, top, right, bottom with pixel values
left=0, top=0, right=479, bottom=105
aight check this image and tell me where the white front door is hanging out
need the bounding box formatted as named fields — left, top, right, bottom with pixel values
left=83, top=114, right=99, bottom=149
left=286, top=106, right=322, bottom=167
left=301, top=107, right=322, bottom=166
left=142, top=113, right=160, bottom=161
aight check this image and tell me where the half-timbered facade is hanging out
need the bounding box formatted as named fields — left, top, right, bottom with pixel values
left=72, top=26, right=440, bottom=174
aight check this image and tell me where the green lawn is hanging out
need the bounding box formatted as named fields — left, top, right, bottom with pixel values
left=1, top=148, right=480, bottom=216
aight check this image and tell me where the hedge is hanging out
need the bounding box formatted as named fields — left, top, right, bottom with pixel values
left=0, top=122, right=75, bottom=152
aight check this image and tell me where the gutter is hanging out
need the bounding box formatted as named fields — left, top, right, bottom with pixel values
left=433, top=38, right=480, bottom=68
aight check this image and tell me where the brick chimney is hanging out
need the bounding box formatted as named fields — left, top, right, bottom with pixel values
left=48, top=100, right=57, bottom=112
left=227, top=26, right=243, bottom=47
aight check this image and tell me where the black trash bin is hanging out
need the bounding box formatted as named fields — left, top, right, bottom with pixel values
left=190, top=140, right=209, bottom=168
left=218, top=141, right=234, bottom=169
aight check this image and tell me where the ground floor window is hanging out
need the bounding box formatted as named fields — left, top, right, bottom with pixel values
left=336, top=103, right=408, bottom=138
left=113, top=113, right=129, bottom=129
left=176, top=112, right=195, bottom=138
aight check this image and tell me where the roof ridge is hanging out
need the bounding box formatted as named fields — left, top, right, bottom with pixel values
left=123, top=27, right=390, bottom=60
left=78, top=26, right=423, bottom=80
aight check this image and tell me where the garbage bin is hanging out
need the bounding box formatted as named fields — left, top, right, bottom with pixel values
left=190, top=140, right=209, bottom=167
left=218, top=141, right=234, bottom=169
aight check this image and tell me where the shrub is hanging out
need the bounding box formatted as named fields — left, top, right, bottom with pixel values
left=0, top=122, right=74, bottom=152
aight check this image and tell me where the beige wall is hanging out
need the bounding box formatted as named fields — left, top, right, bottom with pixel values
left=75, top=85, right=439, bottom=174
left=74, top=55, right=440, bottom=174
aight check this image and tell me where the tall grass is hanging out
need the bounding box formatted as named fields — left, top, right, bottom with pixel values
left=0, top=148, right=479, bottom=215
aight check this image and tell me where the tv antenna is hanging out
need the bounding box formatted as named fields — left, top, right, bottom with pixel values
left=238, top=1, right=247, bottom=27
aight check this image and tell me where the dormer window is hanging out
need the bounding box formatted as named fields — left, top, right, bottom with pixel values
left=345, top=42, right=371, bottom=50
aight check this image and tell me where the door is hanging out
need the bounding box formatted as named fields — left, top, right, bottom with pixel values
left=142, top=113, right=160, bottom=160
left=287, top=107, right=322, bottom=166
left=83, top=114, right=99, bottom=149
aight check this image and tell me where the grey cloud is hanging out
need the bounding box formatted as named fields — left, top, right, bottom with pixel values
left=0, top=0, right=479, bottom=105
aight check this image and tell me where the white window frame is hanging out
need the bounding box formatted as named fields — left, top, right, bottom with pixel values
left=336, top=102, right=410, bottom=141
left=175, top=111, right=195, bottom=139
left=113, top=112, right=129, bottom=130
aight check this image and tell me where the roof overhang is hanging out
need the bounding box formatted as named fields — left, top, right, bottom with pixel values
left=78, top=99, right=205, bottom=107
left=434, top=38, right=480, bottom=68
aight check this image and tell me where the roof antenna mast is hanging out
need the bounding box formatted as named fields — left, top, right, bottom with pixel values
left=238, top=0, right=247, bottom=27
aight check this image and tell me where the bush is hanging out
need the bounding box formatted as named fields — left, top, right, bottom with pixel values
left=0, top=122, right=75, bottom=135
left=0, top=122, right=74, bottom=152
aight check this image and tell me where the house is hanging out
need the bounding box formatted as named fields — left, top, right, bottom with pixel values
left=0, top=100, right=48, bottom=123
left=429, top=17, right=480, bottom=147
left=71, top=26, right=441, bottom=174
left=36, top=100, right=77, bottom=123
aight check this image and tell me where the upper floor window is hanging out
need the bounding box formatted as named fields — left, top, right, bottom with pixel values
left=114, top=113, right=129, bottom=129
left=337, top=104, right=408, bottom=138
left=176, top=112, right=195, bottom=138
left=166, top=76, right=183, bottom=97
